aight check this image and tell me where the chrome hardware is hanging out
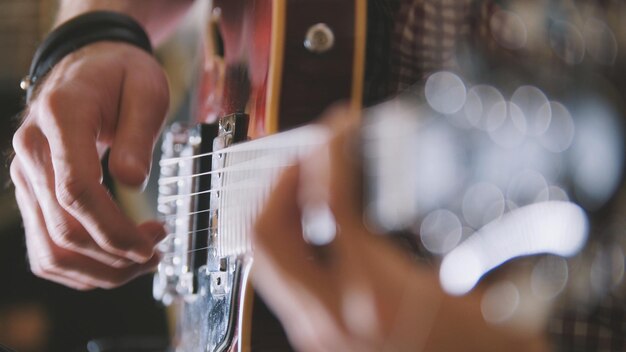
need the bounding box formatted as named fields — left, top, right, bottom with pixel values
left=218, top=113, right=237, bottom=147
left=154, top=116, right=249, bottom=350
left=209, top=271, right=229, bottom=296
left=304, top=23, right=335, bottom=54
left=20, top=75, right=32, bottom=91
left=153, top=123, right=201, bottom=304
left=178, top=272, right=195, bottom=297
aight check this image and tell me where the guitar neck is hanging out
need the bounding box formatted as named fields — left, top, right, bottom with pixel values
left=214, top=125, right=329, bottom=256
left=157, top=94, right=616, bottom=302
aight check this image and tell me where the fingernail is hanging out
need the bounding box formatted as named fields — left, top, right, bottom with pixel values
left=111, top=258, right=134, bottom=268
left=122, top=154, right=149, bottom=188
left=152, top=225, right=167, bottom=243
left=139, top=175, right=150, bottom=192
left=129, top=248, right=153, bottom=264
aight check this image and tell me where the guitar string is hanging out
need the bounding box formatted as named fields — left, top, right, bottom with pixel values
left=160, top=225, right=214, bottom=239
left=158, top=176, right=278, bottom=204
left=159, top=143, right=302, bottom=167
left=159, top=201, right=255, bottom=233
left=155, top=128, right=328, bottom=256
left=158, top=158, right=295, bottom=186
left=158, top=166, right=280, bottom=240
left=157, top=184, right=275, bottom=254
left=159, top=244, right=239, bottom=256
left=157, top=138, right=322, bottom=186
left=157, top=211, right=258, bottom=255
left=159, top=122, right=327, bottom=165
left=159, top=129, right=325, bottom=167
left=157, top=177, right=302, bottom=256
left=160, top=200, right=259, bottom=223
left=157, top=145, right=303, bottom=204
left=160, top=207, right=213, bottom=222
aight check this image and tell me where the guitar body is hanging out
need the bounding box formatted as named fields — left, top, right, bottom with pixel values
left=196, top=0, right=365, bottom=133
left=155, top=1, right=367, bottom=351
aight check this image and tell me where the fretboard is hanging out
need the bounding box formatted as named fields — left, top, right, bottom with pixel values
left=214, top=125, right=329, bottom=256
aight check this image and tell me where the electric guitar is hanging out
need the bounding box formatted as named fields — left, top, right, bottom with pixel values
left=154, top=0, right=366, bottom=350
left=151, top=0, right=624, bottom=351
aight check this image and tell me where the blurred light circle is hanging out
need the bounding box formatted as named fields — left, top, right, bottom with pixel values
left=549, top=21, right=585, bottom=65
left=488, top=101, right=527, bottom=148
left=516, top=142, right=563, bottom=184
left=412, top=123, right=462, bottom=213
left=425, top=71, right=467, bottom=114
left=511, top=86, right=551, bottom=136
left=539, top=102, right=575, bottom=153
left=420, top=209, right=463, bottom=254
left=571, top=102, right=623, bottom=210
left=446, top=109, right=473, bottom=129
left=462, top=182, right=505, bottom=229
left=490, top=10, right=528, bottom=50
left=610, top=246, right=625, bottom=289
left=472, top=141, right=561, bottom=191
left=587, top=243, right=626, bottom=293
left=464, top=85, right=506, bottom=131
left=506, top=169, right=548, bottom=209
left=531, top=256, right=569, bottom=300
left=536, top=185, right=569, bottom=203
left=583, top=18, right=618, bottom=65
left=591, top=248, right=612, bottom=295
left=481, top=281, right=520, bottom=324
left=589, top=244, right=626, bottom=295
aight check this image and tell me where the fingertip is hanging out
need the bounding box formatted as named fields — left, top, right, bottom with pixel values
left=125, top=223, right=167, bottom=264
left=138, top=254, right=161, bottom=276
left=110, top=257, right=134, bottom=269
left=127, top=247, right=154, bottom=264
left=138, top=221, right=167, bottom=244
left=109, top=152, right=150, bottom=188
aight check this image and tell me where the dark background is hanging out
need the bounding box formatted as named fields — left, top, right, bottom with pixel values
left=0, top=1, right=169, bottom=351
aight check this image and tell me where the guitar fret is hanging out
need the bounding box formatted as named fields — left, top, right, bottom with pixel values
left=215, top=125, right=329, bottom=257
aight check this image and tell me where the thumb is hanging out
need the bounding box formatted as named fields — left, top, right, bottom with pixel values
left=109, top=53, right=169, bottom=187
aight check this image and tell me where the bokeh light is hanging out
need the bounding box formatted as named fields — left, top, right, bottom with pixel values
left=462, top=182, right=505, bottom=229
left=583, top=18, right=618, bottom=65
left=538, top=102, right=575, bottom=153
left=464, top=85, right=506, bottom=131
left=420, top=209, right=463, bottom=255
left=511, top=86, right=551, bottom=136
left=490, top=9, right=528, bottom=50
left=488, top=101, right=527, bottom=148
left=549, top=20, right=585, bottom=65
left=425, top=71, right=467, bottom=115
left=570, top=101, right=623, bottom=210
left=481, top=281, right=520, bottom=324
left=531, top=256, right=569, bottom=300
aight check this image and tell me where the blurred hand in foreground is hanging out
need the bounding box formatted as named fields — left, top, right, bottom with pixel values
left=252, top=108, right=550, bottom=352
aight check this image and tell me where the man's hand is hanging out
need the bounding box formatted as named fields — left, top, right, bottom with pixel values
left=11, top=42, right=169, bottom=290
left=252, top=109, right=549, bottom=351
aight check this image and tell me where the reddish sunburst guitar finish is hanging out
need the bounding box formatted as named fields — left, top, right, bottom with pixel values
left=173, top=0, right=367, bottom=350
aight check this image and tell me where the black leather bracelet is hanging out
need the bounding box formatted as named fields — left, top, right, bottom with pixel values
left=21, top=10, right=153, bottom=102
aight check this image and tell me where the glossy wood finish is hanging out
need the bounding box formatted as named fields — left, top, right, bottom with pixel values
left=276, top=0, right=361, bottom=129
left=190, top=1, right=365, bottom=350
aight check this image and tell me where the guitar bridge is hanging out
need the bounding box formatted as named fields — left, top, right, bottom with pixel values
left=153, top=123, right=201, bottom=304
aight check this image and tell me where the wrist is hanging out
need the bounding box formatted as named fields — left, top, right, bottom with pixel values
left=22, top=11, right=152, bottom=102
left=56, top=0, right=195, bottom=45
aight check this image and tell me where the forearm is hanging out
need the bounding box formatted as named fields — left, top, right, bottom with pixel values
left=55, top=0, right=195, bottom=45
